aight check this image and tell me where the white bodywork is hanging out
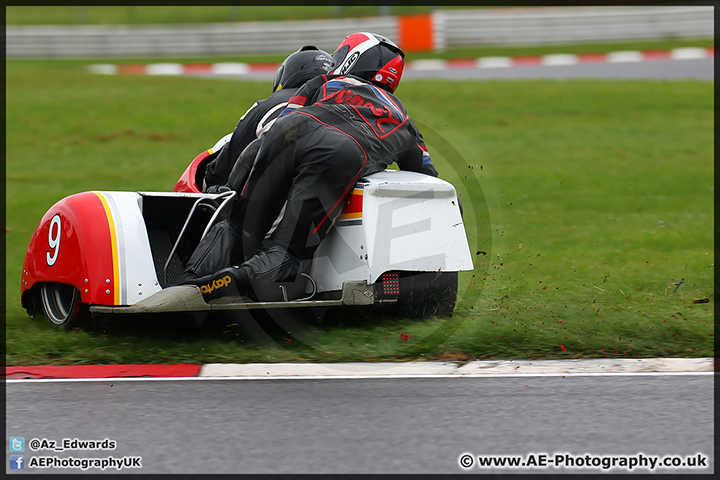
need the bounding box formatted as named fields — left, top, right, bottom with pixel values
left=95, top=191, right=161, bottom=305
left=310, top=170, right=474, bottom=293
left=97, top=191, right=217, bottom=305
left=97, top=171, right=473, bottom=304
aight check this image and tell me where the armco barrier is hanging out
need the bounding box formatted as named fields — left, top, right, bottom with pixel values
left=6, top=17, right=396, bottom=58
left=432, top=5, right=714, bottom=50
left=5, top=6, right=714, bottom=59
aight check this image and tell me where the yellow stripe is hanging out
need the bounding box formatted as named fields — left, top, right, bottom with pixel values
left=93, top=192, right=120, bottom=304
left=340, top=189, right=363, bottom=219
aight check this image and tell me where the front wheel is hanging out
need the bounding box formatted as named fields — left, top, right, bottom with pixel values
left=40, top=283, right=84, bottom=328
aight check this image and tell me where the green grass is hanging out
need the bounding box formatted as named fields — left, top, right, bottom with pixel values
left=5, top=59, right=714, bottom=365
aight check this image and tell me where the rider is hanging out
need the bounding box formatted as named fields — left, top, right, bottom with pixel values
left=202, top=45, right=332, bottom=191
left=185, top=33, right=439, bottom=301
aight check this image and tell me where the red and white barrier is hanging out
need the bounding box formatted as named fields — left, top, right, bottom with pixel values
left=86, top=47, right=713, bottom=76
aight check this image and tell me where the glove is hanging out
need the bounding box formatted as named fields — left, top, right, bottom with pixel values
left=205, top=184, right=232, bottom=194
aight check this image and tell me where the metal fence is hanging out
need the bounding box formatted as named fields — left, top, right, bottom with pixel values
left=5, top=6, right=714, bottom=59
left=434, top=6, right=715, bottom=49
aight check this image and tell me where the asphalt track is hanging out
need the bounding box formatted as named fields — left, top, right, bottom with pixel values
left=7, top=55, right=715, bottom=475
left=404, top=58, right=714, bottom=81
left=87, top=49, right=714, bottom=81
left=6, top=373, right=714, bottom=474
left=209, top=57, right=714, bottom=82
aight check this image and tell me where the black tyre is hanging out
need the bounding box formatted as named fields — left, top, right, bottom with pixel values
left=396, top=271, right=459, bottom=318
left=39, top=283, right=84, bottom=329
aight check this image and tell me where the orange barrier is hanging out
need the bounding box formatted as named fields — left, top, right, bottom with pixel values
left=397, top=14, right=434, bottom=52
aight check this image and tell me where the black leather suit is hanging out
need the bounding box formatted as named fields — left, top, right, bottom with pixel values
left=184, top=74, right=438, bottom=296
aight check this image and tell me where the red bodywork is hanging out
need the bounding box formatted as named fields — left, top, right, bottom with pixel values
left=21, top=192, right=118, bottom=307
left=172, top=150, right=210, bottom=193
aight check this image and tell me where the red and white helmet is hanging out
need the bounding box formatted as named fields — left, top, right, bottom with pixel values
left=330, top=32, right=405, bottom=93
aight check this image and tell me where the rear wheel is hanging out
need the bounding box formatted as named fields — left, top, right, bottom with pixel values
left=40, top=283, right=83, bottom=328
left=381, top=271, right=458, bottom=318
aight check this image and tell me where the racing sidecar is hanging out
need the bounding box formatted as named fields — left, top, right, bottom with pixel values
left=21, top=137, right=474, bottom=328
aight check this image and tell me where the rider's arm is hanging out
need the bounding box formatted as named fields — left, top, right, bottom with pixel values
left=203, top=101, right=263, bottom=189
left=395, top=119, right=439, bottom=177
left=280, top=74, right=331, bottom=115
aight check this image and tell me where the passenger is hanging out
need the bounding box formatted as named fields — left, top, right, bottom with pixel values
left=184, top=33, right=439, bottom=301
left=202, top=45, right=332, bottom=191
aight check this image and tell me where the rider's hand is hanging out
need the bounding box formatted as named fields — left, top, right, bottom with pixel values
left=205, top=184, right=232, bottom=194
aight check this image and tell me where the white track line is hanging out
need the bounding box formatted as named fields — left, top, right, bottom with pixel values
left=5, top=371, right=714, bottom=383
left=6, top=358, right=714, bottom=383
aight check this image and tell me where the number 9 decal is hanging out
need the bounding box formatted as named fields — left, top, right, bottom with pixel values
left=46, top=214, right=61, bottom=266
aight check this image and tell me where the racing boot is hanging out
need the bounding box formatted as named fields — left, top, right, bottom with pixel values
left=239, top=244, right=310, bottom=301
left=184, top=265, right=252, bottom=302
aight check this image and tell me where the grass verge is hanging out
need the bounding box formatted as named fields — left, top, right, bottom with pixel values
left=5, top=59, right=714, bottom=365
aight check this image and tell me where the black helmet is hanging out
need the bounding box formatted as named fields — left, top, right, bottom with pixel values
left=330, top=32, right=405, bottom=93
left=273, top=45, right=332, bottom=93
